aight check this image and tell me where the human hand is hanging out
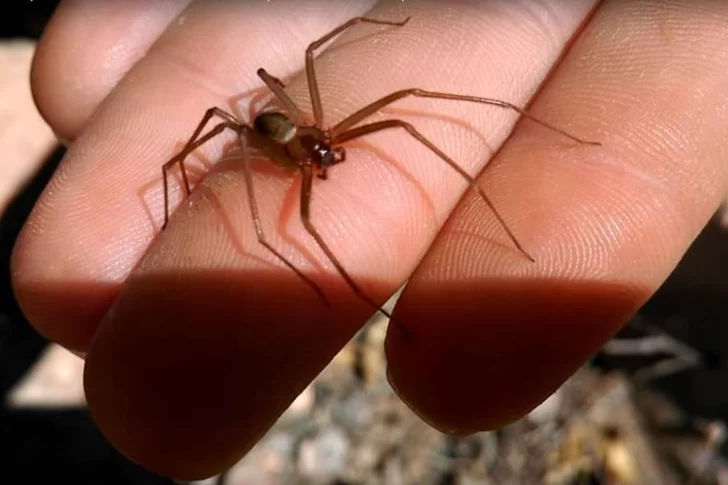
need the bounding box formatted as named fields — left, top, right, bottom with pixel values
left=12, top=0, right=728, bottom=480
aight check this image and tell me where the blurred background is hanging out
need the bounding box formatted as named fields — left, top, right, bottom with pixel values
left=0, top=1, right=177, bottom=483
left=3, top=1, right=728, bottom=484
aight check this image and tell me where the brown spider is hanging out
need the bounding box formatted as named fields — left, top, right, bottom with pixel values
left=161, top=16, right=600, bottom=317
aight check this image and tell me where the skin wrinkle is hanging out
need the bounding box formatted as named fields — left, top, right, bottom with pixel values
left=100, top=20, right=156, bottom=84
left=608, top=126, right=714, bottom=238
left=540, top=19, right=725, bottom=232
left=519, top=144, right=690, bottom=281
left=149, top=46, right=241, bottom=105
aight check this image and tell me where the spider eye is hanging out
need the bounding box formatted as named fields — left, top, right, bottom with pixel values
left=253, top=112, right=296, bottom=144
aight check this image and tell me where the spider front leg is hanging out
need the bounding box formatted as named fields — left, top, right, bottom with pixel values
left=299, top=164, right=391, bottom=318
left=256, top=68, right=306, bottom=125
left=333, top=119, right=536, bottom=262
left=332, top=88, right=601, bottom=146
left=161, top=107, right=242, bottom=229
left=304, top=16, right=411, bottom=127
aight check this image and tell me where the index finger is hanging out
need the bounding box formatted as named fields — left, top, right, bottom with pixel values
left=12, top=0, right=376, bottom=352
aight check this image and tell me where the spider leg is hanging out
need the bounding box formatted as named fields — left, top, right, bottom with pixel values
left=333, top=119, right=535, bottom=262
left=332, top=88, right=601, bottom=146
left=256, top=68, right=306, bottom=124
left=162, top=107, right=242, bottom=229
left=238, top=126, right=331, bottom=307
left=305, top=16, right=411, bottom=127
left=299, top=164, right=391, bottom=319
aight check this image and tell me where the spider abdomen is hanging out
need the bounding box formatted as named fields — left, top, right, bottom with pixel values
left=253, top=112, right=297, bottom=144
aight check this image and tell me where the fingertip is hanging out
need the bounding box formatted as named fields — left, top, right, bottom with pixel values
left=11, top=275, right=117, bottom=352
left=82, top=264, right=363, bottom=480
left=384, top=277, right=646, bottom=433
left=10, top=209, right=121, bottom=352
left=30, top=0, right=192, bottom=141
left=30, top=3, right=102, bottom=140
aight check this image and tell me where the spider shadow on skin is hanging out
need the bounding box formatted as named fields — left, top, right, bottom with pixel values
left=135, top=82, right=347, bottom=288
left=445, top=225, right=533, bottom=261
left=259, top=115, right=499, bottom=292
left=272, top=169, right=328, bottom=276
left=368, top=104, right=498, bottom=215
left=145, top=99, right=535, bottom=305
left=364, top=107, right=604, bottom=262
left=210, top=146, right=346, bottom=278
left=373, top=106, right=594, bottom=153
left=227, top=82, right=337, bottom=276
left=157, top=82, right=498, bottom=297
left=227, top=83, right=280, bottom=126
left=206, top=137, right=445, bottom=286
left=142, top=14, right=598, bottom=312
left=225, top=23, right=412, bottom=118
left=135, top=84, right=277, bottom=233
left=137, top=96, right=587, bottom=312
left=136, top=151, right=211, bottom=232
left=191, top=180, right=325, bottom=280
left=266, top=137, right=440, bottom=278
left=198, top=148, right=403, bottom=312
left=378, top=105, right=497, bottom=157
left=251, top=94, right=522, bottom=277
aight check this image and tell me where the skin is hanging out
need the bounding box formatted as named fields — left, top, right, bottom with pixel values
left=0, top=41, right=57, bottom=213
left=12, top=0, right=728, bottom=480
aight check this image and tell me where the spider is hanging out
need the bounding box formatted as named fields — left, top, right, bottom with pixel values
left=160, top=16, right=600, bottom=317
